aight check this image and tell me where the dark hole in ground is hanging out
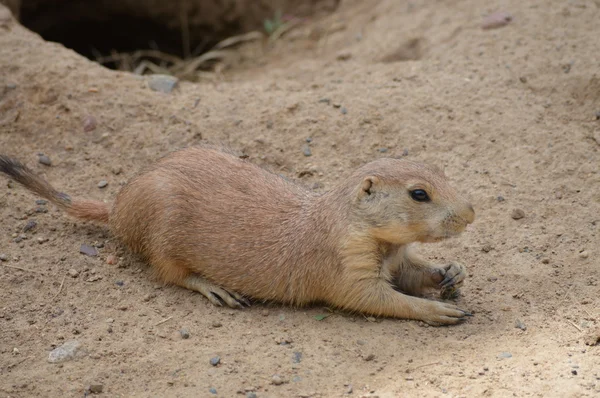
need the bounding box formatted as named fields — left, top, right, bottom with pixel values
left=17, top=0, right=340, bottom=75
left=23, top=15, right=220, bottom=69
left=19, top=5, right=244, bottom=72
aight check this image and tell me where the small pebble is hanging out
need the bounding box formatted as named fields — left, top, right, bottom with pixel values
left=80, top=244, right=98, bottom=257
left=271, top=375, right=285, bottom=385
left=209, top=387, right=217, bottom=394
left=541, top=258, right=550, bottom=264
left=35, top=199, right=48, bottom=205
left=481, top=244, right=493, bottom=253
left=148, top=74, right=179, bottom=93
left=364, top=353, right=375, bottom=361
left=115, top=280, right=124, bottom=287
left=318, top=98, right=330, bottom=104
left=571, top=370, right=578, bottom=376
left=48, top=340, right=81, bottom=363
left=497, top=352, right=512, bottom=359
left=378, top=147, right=388, bottom=153
left=293, top=351, right=303, bottom=363
left=515, top=319, right=527, bottom=331
left=111, top=166, right=122, bottom=175
left=210, top=356, right=221, bottom=366
left=481, top=11, right=512, bottom=30
left=595, top=111, right=600, bottom=120
left=212, top=321, right=222, bottom=328
left=511, top=208, right=525, bottom=220
left=303, top=145, right=312, bottom=157
left=67, top=269, right=79, bottom=278
left=341, top=107, right=348, bottom=115
left=23, top=220, right=37, bottom=232
left=579, top=251, right=589, bottom=259
left=38, top=154, right=52, bottom=166
left=97, top=180, right=108, bottom=189
left=246, top=393, right=258, bottom=398
left=336, top=51, right=352, bottom=61
left=83, top=115, right=97, bottom=132
left=0, top=254, right=8, bottom=262
left=180, top=329, right=190, bottom=339
left=106, top=254, right=118, bottom=265
left=261, top=310, right=270, bottom=317
left=89, top=384, right=103, bottom=394
left=497, top=195, right=505, bottom=202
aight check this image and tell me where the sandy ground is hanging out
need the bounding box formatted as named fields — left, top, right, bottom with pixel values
left=1, top=0, right=599, bottom=397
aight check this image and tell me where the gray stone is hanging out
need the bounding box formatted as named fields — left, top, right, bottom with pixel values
left=38, top=154, right=52, bottom=166
left=89, top=384, right=103, bottom=394
left=210, top=356, right=220, bottom=366
left=80, top=244, right=98, bottom=257
left=48, top=340, right=81, bottom=363
left=97, top=180, right=108, bottom=189
left=148, top=74, right=179, bottom=93
left=271, top=374, right=285, bottom=385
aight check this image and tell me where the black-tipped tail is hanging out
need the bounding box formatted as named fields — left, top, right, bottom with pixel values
left=0, top=155, right=109, bottom=223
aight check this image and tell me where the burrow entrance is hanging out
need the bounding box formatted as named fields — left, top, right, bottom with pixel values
left=15, top=0, right=339, bottom=78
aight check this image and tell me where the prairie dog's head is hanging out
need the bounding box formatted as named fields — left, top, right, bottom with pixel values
left=351, top=158, right=475, bottom=245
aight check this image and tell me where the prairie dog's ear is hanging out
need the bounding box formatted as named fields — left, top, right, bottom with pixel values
left=358, top=176, right=380, bottom=199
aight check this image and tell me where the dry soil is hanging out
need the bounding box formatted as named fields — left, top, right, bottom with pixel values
left=0, top=0, right=599, bottom=397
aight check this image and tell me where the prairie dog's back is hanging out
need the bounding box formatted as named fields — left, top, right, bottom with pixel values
left=110, top=146, right=336, bottom=303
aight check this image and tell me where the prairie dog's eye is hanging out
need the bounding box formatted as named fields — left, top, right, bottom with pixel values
left=410, top=189, right=430, bottom=202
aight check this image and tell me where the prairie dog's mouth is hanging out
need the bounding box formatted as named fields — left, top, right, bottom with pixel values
left=422, top=228, right=464, bottom=243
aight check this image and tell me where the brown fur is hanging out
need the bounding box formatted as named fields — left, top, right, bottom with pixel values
left=0, top=146, right=475, bottom=325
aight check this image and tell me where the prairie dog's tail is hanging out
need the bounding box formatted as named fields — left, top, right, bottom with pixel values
left=0, top=155, right=110, bottom=223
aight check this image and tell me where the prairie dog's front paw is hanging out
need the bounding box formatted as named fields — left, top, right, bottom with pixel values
left=439, top=262, right=466, bottom=289
left=417, top=300, right=471, bottom=326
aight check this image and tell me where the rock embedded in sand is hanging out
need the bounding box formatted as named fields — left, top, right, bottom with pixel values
left=511, top=208, right=525, bottom=220
left=80, top=244, right=98, bottom=257
left=303, top=145, right=312, bottom=157
left=148, top=74, right=179, bottom=93
left=88, top=384, right=104, bottom=394
left=38, top=154, right=52, bottom=166
left=210, top=356, right=220, bottom=366
left=83, top=115, right=97, bottom=132
left=48, top=340, right=82, bottom=363
left=23, top=220, right=37, bottom=232
left=271, top=374, right=286, bottom=385
left=180, top=329, right=190, bottom=339
left=97, top=180, right=108, bottom=189
left=482, top=11, right=513, bottom=30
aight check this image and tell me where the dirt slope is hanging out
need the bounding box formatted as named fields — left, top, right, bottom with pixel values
left=0, top=0, right=599, bottom=397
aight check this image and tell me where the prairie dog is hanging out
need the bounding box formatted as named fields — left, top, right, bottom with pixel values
left=0, top=146, right=475, bottom=325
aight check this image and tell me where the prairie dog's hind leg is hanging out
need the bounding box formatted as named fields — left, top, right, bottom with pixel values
left=182, top=274, right=250, bottom=309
